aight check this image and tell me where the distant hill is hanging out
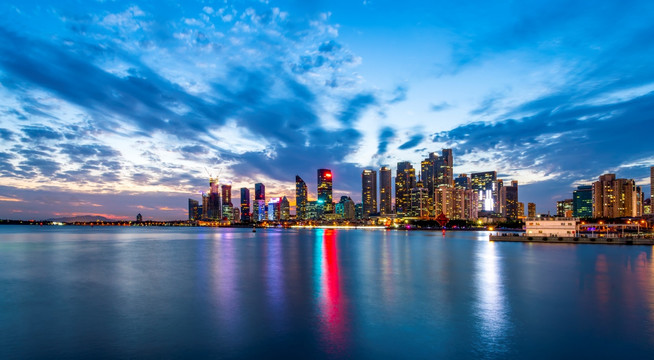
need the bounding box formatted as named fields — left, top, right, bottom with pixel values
left=46, top=215, right=115, bottom=223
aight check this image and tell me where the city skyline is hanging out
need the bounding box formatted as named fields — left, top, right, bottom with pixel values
left=1, top=0, right=654, bottom=220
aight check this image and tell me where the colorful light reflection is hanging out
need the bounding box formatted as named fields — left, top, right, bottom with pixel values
left=314, top=229, right=348, bottom=354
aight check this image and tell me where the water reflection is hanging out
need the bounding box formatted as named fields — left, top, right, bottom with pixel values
left=314, top=229, right=349, bottom=354
left=474, top=241, right=511, bottom=355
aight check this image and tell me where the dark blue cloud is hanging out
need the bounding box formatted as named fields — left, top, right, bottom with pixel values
left=389, top=85, right=407, bottom=104
left=319, top=40, right=341, bottom=53
left=0, top=128, right=13, bottom=140
left=398, top=134, right=424, bottom=150
left=430, top=102, right=451, bottom=112
left=338, top=93, right=377, bottom=124
left=377, top=126, right=396, bottom=155
left=21, top=126, right=62, bottom=140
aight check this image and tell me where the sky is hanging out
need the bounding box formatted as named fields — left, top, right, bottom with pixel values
left=1, top=0, right=653, bottom=220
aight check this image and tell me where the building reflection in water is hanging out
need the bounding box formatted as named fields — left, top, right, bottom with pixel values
left=210, top=232, right=243, bottom=341
left=265, top=232, right=286, bottom=332
left=314, top=229, right=349, bottom=355
left=474, top=241, right=511, bottom=354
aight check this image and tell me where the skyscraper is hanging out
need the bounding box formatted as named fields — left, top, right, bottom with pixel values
left=295, top=175, right=308, bottom=220
left=280, top=196, right=290, bottom=220
left=240, top=187, right=250, bottom=222
left=500, top=180, right=519, bottom=219
left=317, top=169, right=333, bottom=213
left=362, top=169, right=377, bottom=217
left=573, top=185, right=592, bottom=218
left=651, top=166, right=653, bottom=206
left=255, top=183, right=265, bottom=201
left=379, top=166, right=392, bottom=215
left=207, top=177, right=221, bottom=220
left=395, top=161, right=415, bottom=216
left=471, top=171, right=497, bottom=213
left=455, top=174, right=471, bottom=189
left=437, top=149, right=454, bottom=187
left=254, top=183, right=266, bottom=221
left=221, top=184, right=232, bottom=206
left=188, top=199, right=199, bottom=221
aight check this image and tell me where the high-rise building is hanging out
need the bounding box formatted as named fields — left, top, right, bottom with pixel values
left=317, top=169, right=333, bottom=213
left=455, top=174, right=471, bottom=190
left=267, top=198, right=281, bottom=221
left=518, top=202, right=525, bottom=218
left=362, top=169, right=377, bottom=217
left=556, top=199, right=573, bottom=217
left=280, top=196, right=290, bottom=220
left=188, top=199, right=199, bottom=221
left=651, top=166, right=654, bottom=208
left=335, top=196, right=355, bottom=220
left=295, top=176, right=308, bottom=220
left=240, top=188, right=251, bottom=222
left=528, top=202, right=536, bottom=217
left=255, top=183, right=265, bottom=201
left=395, top=161, right=416, bottom=216
left=437, top=149, right=454, bottom=187
left=222, top=204, right=233, bottom=221
left=500, top=180, right=519, bottom=219
left=409, top=178, right=429, bottom=218
left=233, top=207, right=240, bottom=223
left=221, top=184, right=232, bottom=206
left=592, top=174, right=643, bottom=218
left=207, top=177, right=221, bottom=220
left=379, top=166, right=392, bottom=215
left=573, top=185, right=592, bottom=218
left=471, top=171, right=497, bottom=213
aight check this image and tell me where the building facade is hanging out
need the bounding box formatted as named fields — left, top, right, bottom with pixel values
left=317, top=169, right=333, bottom=213
left=362, top=169, right=377, bottom=217
left=240, top=188, right=250, bottom=222
left=379, top=166, right=392, bottom=215
left=295, top=175, right=308, bottom=220
left=592, top=174, right=643, bottom=218
left=573, top=185, right=592, bottom=218
left=395, top=161, right=416, bottom=216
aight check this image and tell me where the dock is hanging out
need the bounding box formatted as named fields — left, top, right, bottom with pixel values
left=490, top=233, right=654, bottom=245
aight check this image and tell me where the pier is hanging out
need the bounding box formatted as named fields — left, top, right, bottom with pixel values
left=490, top=233, right=654, bottom=245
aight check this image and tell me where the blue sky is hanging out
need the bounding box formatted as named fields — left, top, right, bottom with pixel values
left=0, top=0, right=653, bottom=220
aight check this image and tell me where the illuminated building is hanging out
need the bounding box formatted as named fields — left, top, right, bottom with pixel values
left=232, top=207, right=240, bottom=223
left=207, top=177, right=222, bottom=220
left=296, top=175, right=308, bottom=220
left=268, top=198, right=281, bottom=221
left=280, top=196, right=290, bottom=220
left=437, top=149, right=454, bottom=187
left=455, top=174, right=471, bottom=189
left=255, top=183, right=265, bottom=201
left=379, top=166, right=392, bottom=215
left=573, top=185, right=592, bottom=218
left=556, top=199, right=573, bottom=217
left=306, top=201, right=323, bottom=220
left=223, top=204, right=233, bottom=221
left=471, top=171, right=497, bottom=213
left=395, top=161, right=416, bottom=216
left=188, top=199, right=199, bottom=221
left=644, top=198, right=651, bottom=215
left=409, top=178, right=429, bottom=218
left=362, top=169, right=377, bottom=217
left=317, top=169, right=333, bottom=213
left=355, top=203, right=363, bottom=219
left=528, top=202, right=536, bottom=217
left=500, top=180, right=519, bottom=219
left=202, top=193, right=209, bottom=219
left=436, top=186, right=478, bottom=220
left=253, top=199, right=267, bottom=221
left=493, top=179, right=503, bottom=215
left=221, top=184, right=232, bottom=207
left=651, top=166, right=654, bottom=210
left=136, top=213, right=142, bottom=222
left=518, top=202, right=525, bottom=218
left=334, top=196, right=355, bottom=220
left=592, top=174, right=644, bottom=218
left=240, top=188, right=251, bottom=222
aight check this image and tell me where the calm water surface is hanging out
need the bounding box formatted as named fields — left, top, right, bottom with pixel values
left=1, top=226, right=654, bottom=359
